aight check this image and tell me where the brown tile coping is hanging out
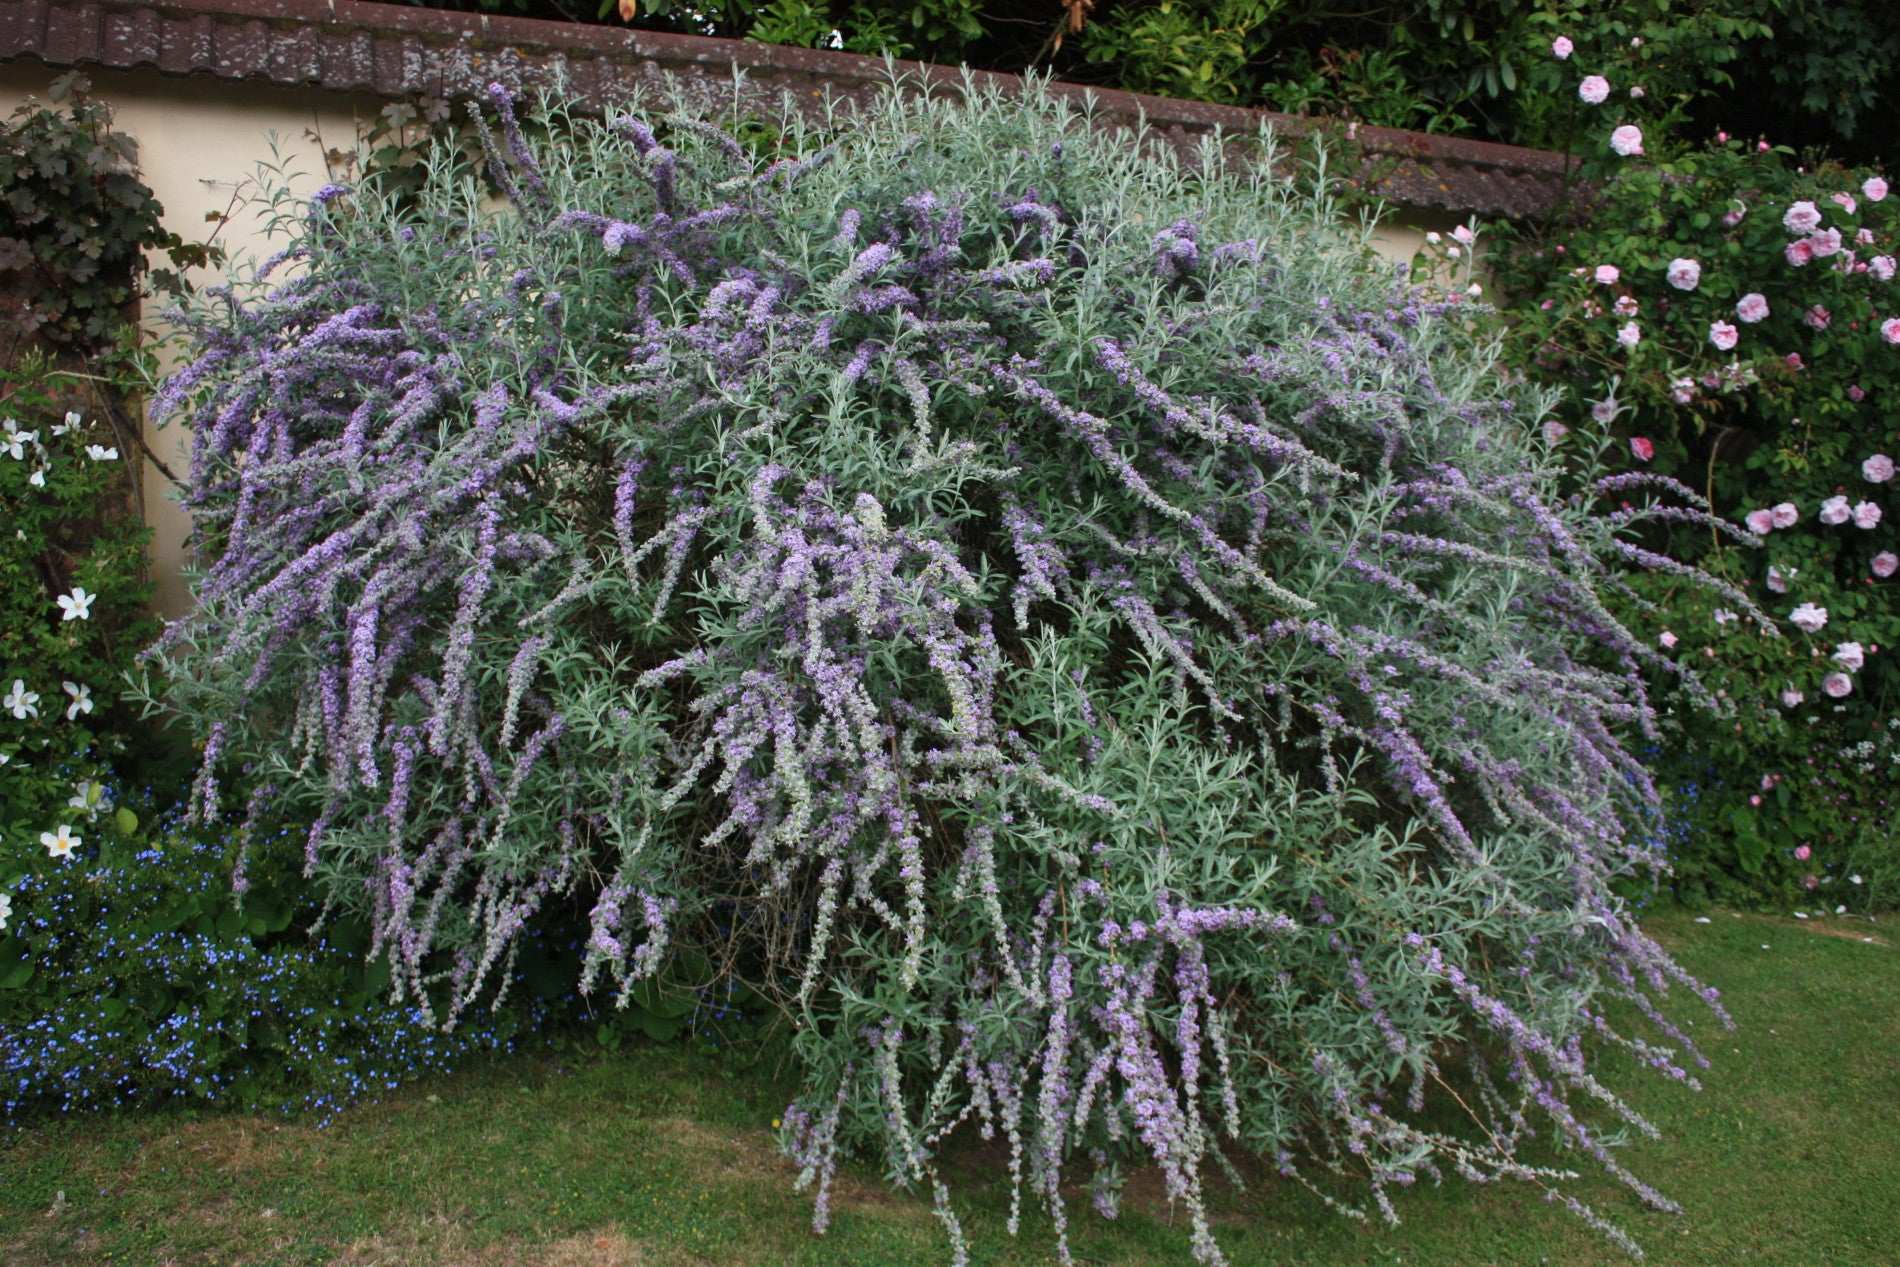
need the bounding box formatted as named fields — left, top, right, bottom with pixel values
left=0, top=0, right=1576, bottom=217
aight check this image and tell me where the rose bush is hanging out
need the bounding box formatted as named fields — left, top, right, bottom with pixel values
left=1481, top=33, right=1898, bottom=908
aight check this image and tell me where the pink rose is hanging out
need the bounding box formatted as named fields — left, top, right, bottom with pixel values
left=1735, top=293, right=1770, bottom=323
left=1670, top=377, right=1696, bottom=404
left=1452, top=224, right=1476, bottom=247
left=1794, top=844, right=1812, bottom=861
left=1709, top=320, right=1740, bottom=350
left=1780, top=688, right=1805, bottom=708
left=1849, top=384, right=1867, bottom=401
left=1610, top=125, right=1643, bottom=157
left=1725, top=203, right=1748, bottom=227
left=1804, top=305, right=1832, bottom=330
left=1873, top=551, right=1899, bottom=578
left=1591, top=398, right=1618, bottom=423
left=1804, top=873, right=1820, bottom=890
left=1791, top=602, right=1828, bottom=632
left=1865, top=175, right=1889, bottom=202
left=1768, top=566, right=1792, bottom=593
left=1579, top=75, right=1611, bottom=105
left=1832, top=192, right=1858, bottom=215
left=1865, top=453, right=1896, bottom=483
left=1659, top=630, right=1679, bottom=649
left=1819, top=495, right=1852, bottom=525
left=1884, top=317, right=1900, bottom=344
left=1629, top=436, right=1654, bottom=462
left=1552, top=35, right=1574, bottom=59
left=1614, top=295, right=1639, bottom=316
left=1594, top=264, right=1620, bottom=284
left=1823, top=672, right=1853, bottom=698
left=1859, top=228, right=1877, bottom=246
left=1665, top=257, right=1701, bottom=290
left=1785, top=352, right=1805, bottom=371
left=1853, top=500, right=1882, bottom=529
left=1833, top=642, right=1865, bottom=671
left=1809, top=227, right=1843, bottom=258
left=1750, top=794, right=1763, bottom=807
left=1617, top=321, right=1641, bottom=348
left=1783, top=201, right=1823, bottom=234
left=1745, top=509, right=1775, bottom=534
left=1771, top=502, right=1799, bottom=528
left=1786, top=240, right=1815, bottom=267
left=1872, top=256, right=1898, bottom=281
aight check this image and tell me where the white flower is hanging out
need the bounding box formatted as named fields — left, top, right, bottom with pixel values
left=1850, top=874, right=1864, bottom=885
left=62, top=681, right=92, bottom=720
left=1467, top=282, right=1483, bottom=296
left=2, top=425, right=35, bottom=460
left=1617, top=321, right=1641, bottom=348
left=27, top=469, right=44, bottom=488
left=40, top=824, right=80, bottom=859
left=1833, top=642, right=1865, bottom=671
left=52, top=411, right=80, bottom=437
left=1579, top=75, right=1611, bottom=105
left=68, top=781, right=106, bottom=817
left=0, top=892, right=10, bottom=931
left=56, top=587, right=94, bottom=622
left=1790, top=602, right=1828, bottom=633
left=1610, top=125, right=1644, bottom=156
left=1425, top=230, right=1441, bottom=244
left=1712, top=608, right=1738, bottom=626
left=84, top=444, right=119, bottom=462
left=3, top=679, right=38, bottom=720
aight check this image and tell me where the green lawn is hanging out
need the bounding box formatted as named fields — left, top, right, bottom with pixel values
left=2, top=909, right=1894, bottom=1266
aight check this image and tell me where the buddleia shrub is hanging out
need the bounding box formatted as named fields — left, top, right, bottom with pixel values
left=145, top=75, right=1759, bottom=1263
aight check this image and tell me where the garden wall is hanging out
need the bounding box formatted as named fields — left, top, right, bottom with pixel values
left=0, top=0, right=1572, bottom=613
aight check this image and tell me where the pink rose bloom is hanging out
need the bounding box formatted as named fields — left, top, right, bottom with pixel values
left=1591, top=398, right=1618, bottom=423
left=1819, top=495, right=1852, bottom=525
left=1552, top=35, right=1574, bottom=59
left=1736, top=292, right=1770, bottom=323
left=1771, top=502, right=1799, bottom=528
left=1614, top=295, right=1639, bottom=316
left=1594, top=264, right=1620, bottom=284
left=1804, top=305, right=1832, bottom=330
left=1670, top=377, right=1696, bottom=403
left=1617, top=321, right=1641, bottom=348
left=1452, top=225, right=1476, bottom=248
left=1872, top=551, right=1899, bottom=578
left=1709, top=320, right=1740, bottom=350
left=1859, top=228, right=1877, bottom=246
left=1865, top=175, right=1889, bottom=202
left=1823, top=672, right=1853, bottom=699
left=1724, top=203, right=1748, bottom=227
left=1804, top=873, right=1820, bottom=890
left=1630, top=85, right=1646, bottom=99
left=1542, top=419, right=1569, bottom=444
left=1865, top=454, right=1895, bottom=483
left=1853, top=500, right=1882, bottom=529
left=1832, top=192, right=1858, bottom=215
left=1883, top=317, right=1900, bottom=344
left=1778, top=200, right=1824, bottom=232
left=1786, top=352, right=1805, bottom=371
left=1872, top=256, right=1898, bottom=281
left=1785, top=239, right=1815, bottom=267
left=1794, top=844, right=1812, bottom=861
left=1809, top=227, right=1843, bottom=258
left=1659, top=630, right=1679, bottom=649
left=1630, top=436, right=1655, bottom=461
left=1579, top=75, right=1611, bottom=105
left=1767, top=565, right=1792, bottom=593
left=1833, top=642, right=1865, bottom=671
left=1790, top=602, right=1828, bottom=632
left=1745, top=508, right=1775, bottom=534
left=1849, top=384, right=1867, bottom=401
left=1610, top=125, right=1644, bottom=157
left=1665, top=257, right=1701, bottom=290
left=1780, top=687, right=1805, bottom=707
left=1750, top=794, right=1763, bottom=806
left=1783, top=201, right=1823, bottom=233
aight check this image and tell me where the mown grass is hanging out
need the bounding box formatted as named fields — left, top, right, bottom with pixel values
left=1, top=909, right=1894, bottom=1266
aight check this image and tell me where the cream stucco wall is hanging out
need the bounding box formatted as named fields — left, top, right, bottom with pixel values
left=2, top=65, right=373, bottom=614
left=3, top=63, right=1447, bottom=615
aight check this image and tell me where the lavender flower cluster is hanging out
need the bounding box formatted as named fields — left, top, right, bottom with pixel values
left=146, top=78, right=1753, bottom=1263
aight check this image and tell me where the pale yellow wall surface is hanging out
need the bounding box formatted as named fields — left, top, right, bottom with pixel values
left=2, top=64, right=1449, bottom=615
left=1, top=65, right=373, bottom=615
